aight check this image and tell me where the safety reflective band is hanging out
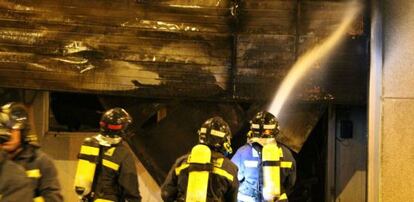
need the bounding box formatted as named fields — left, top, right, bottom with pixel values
left=104, top=147, right=116, bottom=156
left=263, top=124, right=276, bottom=129
left=95, top=199, right=114, bottom=202
left=279, top=147, right=284, bottom=158
left=102, top=159, right=119, bottom=171
left=199, top=127, right=207, bottom=133
left=279, top=193, right=288, bottom=200
left=210, top=129, right=225, bottom=137
left=107, top=124, right=122, bottom=130
left=213, top=158, right=224, bottom=167
left=251, top=124, right=276, bottom=129
left=262, top=161, right=292, bottom=168
left=212, top=167, right=233, bottom=181
left=80, top=145, right=99, bottom=156
left=280, top=161, right=293, bottom=168
left=100, top=121, right=122, bottom=130
left=251, top=124, right=260, bottom=129
left=33, top=196, right=45, bottom=202
left=244, top=160, right=259, bottom=168
left=26, top=169, right=41, bottom=178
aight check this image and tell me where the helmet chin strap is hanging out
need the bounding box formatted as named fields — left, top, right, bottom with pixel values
left=95, top=134, right=122, bottom=146
left=223, top=142, right=233, bottom=154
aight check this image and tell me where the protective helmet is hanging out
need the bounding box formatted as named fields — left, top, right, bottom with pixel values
left=198, top=116, right=232, bottom=154
left=249, top=111, right=280, bottom=138
left=0, top=102, right=38, bottom=145
left=0, top=102, right=35, bottom=144
left=99, top=108, right=132, bottom=138
left=0, top=102, right=28, bottom=130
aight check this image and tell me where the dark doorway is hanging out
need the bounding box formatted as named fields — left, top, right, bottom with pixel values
left=290, top=111, right=328, bottom=202
left=49, top=92, right=104, bottom=132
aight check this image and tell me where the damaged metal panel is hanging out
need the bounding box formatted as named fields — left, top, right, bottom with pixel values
left=0, top=0, right=233, bottom=98
left=321, top=37, right=368, bottom=104
left=299, top=1, right=364, bottom=36
left=234, top=0, right=297, bottom=100
left=294, top=0, right=367, bottom=104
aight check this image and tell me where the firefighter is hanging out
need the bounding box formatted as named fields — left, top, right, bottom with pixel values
left=74, top=107, right=141, bottom=202
left=231, top=111, right=296, bottom=202
left=0, top=102, right=63, bottom=202
left=0, top=132, right=33, bottom=202
left=161, top=116, right=239, bottom=202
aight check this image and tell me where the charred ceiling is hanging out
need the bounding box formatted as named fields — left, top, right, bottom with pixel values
left=0, top=0, right=367, bottom=104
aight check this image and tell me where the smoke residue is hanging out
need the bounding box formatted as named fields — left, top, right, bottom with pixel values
left=268, top=1, right=362, bottom=117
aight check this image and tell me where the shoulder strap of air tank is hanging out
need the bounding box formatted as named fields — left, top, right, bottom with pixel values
left=90, top=145, right=104, bottom=198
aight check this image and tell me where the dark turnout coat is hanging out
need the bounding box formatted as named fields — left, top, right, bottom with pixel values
left=161, top=150, right=239, bottom=202
left=86, top=140, right=142, bottom=202
left=0, top=150, right=33, bottom=202
left=12, top=145, right=63, bottom=202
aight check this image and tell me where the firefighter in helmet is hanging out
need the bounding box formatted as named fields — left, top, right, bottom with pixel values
left=0, top=102, right=63, bottom=202
left=231, top=111, right=296, bottom=202
left=0, top=129, right=33, bottom=201
left=74, top=107, right=141, bottom=202
left=161, top=116, right=239, bottom=202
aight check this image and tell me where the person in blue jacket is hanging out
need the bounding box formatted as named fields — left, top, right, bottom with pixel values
left=231, top=111, right=296, bottom=202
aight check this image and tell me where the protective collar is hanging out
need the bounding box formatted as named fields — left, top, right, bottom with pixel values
left=248, top=137, right=276, bottom=146
left=94, top=134, right=122, bottom=147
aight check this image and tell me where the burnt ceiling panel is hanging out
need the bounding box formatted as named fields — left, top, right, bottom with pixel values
left=0, top=0, right=234, bottom=98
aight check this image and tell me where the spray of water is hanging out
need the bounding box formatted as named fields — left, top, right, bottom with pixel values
left=268, top=2, right=362, bottom=117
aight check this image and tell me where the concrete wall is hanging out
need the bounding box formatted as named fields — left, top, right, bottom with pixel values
left=380, top=0, right=414, bottom=201
left=335, top=107, right=367, bottom=202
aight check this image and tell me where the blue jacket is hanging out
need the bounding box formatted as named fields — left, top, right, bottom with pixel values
left=231, top=143, right=296, bottom=202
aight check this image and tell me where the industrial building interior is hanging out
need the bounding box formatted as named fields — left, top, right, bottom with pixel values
left=0, top=0, right=374, bottom=201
